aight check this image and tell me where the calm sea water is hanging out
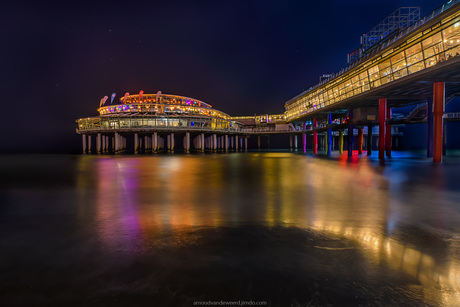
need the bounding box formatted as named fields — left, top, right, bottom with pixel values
left=1, top=152, right=460, bottom=306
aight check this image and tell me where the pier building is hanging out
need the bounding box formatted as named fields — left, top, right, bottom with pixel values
left=76, top=92, right=253, bottom=153
left=77, top=0, right=460, bottom=161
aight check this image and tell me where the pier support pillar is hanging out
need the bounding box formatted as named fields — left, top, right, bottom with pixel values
left=257, top=135, right=260, bottom=151
left=433, top=82, right=445, bottom=163
left=358, top=128, right=363, bottom=155
left=211, top=134, right=217, bottom=151
left=244, top=137, right=248, bottom=151
left=97, top=133, right=101, bottom=154
left=114, top=133, right=118, bottom=153
left=378, top=98, right=387, bottom=160
left=224, top=135, right=228, bottom=152
left=213, top=134, right=217, bottom=151
left=170, top=133, right=175, bottom=152
left=313, top=118, right=318, bottom=154
left=302, top=133, right=306, bottom=153
left=167, top=135, right=171, bottom=151
left=443, top=122, right=447, bottom=156
left=339, top=118, right=343, bottom=154
left=339, top=131, right=343, bottom=154
left=327, top=114, right=332, bottom=156
left=201, top=134, right=205, bottom=152
left=185, top=132, right=190, bottom=153
left=386, top=107, right=392, bottom=157
left=82, top=134, right=87, bottom=154
left=134, top=133, right=139, bottom=154
left=367, top=125, right=373, bottom=156
left=294, top=135, right=298, bottom=151
left=289, top=135, right=293, bottom=152
left=153, top=133, right=158, bottom=152
left=347, top=108, right=354, bottom=157
left=102, top=135, right=106, bottom=153
left=427, top=99, right=434, bottom=158
left=231, top=136, right=234, bottom=150
left=303, top=121, right=307, bottom=153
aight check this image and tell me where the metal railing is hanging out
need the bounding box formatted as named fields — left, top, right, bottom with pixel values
left=407, top=102, right=428, bottom=119
left=444, top=112, right=460, bottom=118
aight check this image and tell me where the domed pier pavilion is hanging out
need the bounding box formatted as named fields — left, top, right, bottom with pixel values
left=76, top=92, right=268, bottom=154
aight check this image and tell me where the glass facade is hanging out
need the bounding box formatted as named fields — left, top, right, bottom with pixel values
left=77, top=116, right=237, bottom=133
left=285, top=7, right=460, bottom=122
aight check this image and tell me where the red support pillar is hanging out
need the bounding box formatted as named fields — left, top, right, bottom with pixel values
left=433, top=82, right=445, bottom=163
left=358, top=128, right=363, bottom=155
left=386, top=107, right=392, bottom=157
left=313, top=118, right=318, bottom=154
left=378, top=98, right=387, bottom=160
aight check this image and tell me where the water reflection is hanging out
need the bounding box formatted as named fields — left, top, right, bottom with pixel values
left=76, top=153, right=460, bottom=305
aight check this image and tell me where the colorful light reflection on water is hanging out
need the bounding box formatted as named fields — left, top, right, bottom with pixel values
left=1, top=153, right=460, bottom=305
left=74, top=153, right=460, bottom=304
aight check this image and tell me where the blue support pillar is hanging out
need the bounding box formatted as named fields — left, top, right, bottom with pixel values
left=327, top=114, right=332, bottom=155
left=348, top=108, right=354, bottom=157
left=367, top=125, right=373, bottom=156
left=427, top=99, right=433, bottom=158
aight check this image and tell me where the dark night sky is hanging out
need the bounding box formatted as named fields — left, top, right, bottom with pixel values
left=0, top=0, right=449, bottom=152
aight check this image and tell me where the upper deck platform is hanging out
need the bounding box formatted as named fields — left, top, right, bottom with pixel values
left=284, top=0, right=460, bottom=122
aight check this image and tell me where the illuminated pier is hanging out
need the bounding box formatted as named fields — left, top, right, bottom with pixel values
left=77, top=1, right=460, bottom=160
left=283, top=0, right=460, bottom=162
left=76, top=92, right=260, bottom=153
